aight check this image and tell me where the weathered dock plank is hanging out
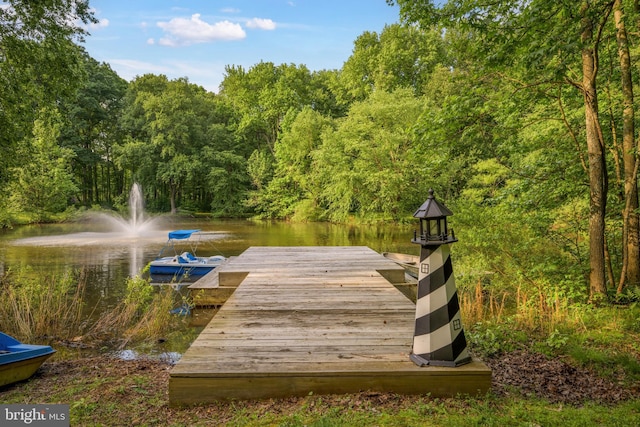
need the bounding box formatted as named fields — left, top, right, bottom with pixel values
left=188, top=246, right=406, bottom=306
left=170, top=246, right=491, bottom=405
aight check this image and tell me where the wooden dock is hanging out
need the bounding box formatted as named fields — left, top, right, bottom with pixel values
left=170, top=246, right=491, bottom=405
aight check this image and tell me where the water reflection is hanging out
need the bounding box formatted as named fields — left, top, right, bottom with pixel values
left=1, top=219, right=418, bottom=289
left=130, top=244, right=143, bottom=278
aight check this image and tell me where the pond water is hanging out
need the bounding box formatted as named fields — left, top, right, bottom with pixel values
left=0, top=216, right=420, bottom=359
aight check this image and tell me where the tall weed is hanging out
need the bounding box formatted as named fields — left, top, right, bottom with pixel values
left=121, top=283, right=176, bottom=343
left=0, top=267, right=184, bottom=348
left=460, top=278, right=593, bottom=357
left=90, top=275, right=179, bottom=347
left=0, top=268, right=85, bottom=341
left=459, top=279, right=507, bottom=325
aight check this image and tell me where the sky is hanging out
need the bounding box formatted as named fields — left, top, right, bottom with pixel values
left=81, top=1, right=402, bottom=93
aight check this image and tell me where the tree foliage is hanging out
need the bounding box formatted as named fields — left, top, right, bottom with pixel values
left=340, top=24, right=445, bottom=99
left=0, top=1, right=95, bottom=184
left=314, top=89, right=425, bottom=221
left=60, top=52, right=128, bottom=206
left=389, top=0, right=640, bottom=300
left=8, top=108, right=78, bottom=219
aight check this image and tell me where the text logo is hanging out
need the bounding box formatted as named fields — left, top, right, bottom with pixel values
left=1, top=405, right=69, bottom=426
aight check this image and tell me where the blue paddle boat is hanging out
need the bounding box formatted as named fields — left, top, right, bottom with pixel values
left=149, top=229, right=226, bottom=278
left=0, top=332, right=55, bottom=387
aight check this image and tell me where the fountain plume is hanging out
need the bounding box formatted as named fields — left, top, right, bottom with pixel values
left=94, top=183, right=159, bottom=236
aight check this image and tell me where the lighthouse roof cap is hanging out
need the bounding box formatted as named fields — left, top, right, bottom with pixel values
left=413, top=189, right=454, bottom=219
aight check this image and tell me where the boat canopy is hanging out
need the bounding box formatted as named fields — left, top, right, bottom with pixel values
left=168, top=229, right=201, bottom=240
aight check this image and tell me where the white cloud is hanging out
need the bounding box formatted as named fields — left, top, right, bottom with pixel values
left=246, top=18, right=276, bottom=30
left=157, top=13, right=245, bottom=47
left=147, top=38, right=155, bottom=45
left=78, top=8, right=108, bottom=31
left=221, top=8, right=240, bottom=14
left=89, top=18, right=109, bottom=29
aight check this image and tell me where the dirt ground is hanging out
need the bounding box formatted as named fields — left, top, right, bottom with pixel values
left=1, top=349, right=637, bottom=425
left=485, top=350, right=637, bottom=405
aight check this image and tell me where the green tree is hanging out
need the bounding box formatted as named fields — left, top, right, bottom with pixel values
left=612, top=0, right=640, bottom=291
left=221, top=62, right=346, bottom=217
left=390, top=0, right=620, bottom=301
left=116, top=74, right=246, bottom=214
left=308, top=69, right=349, bottom=118
left=142, top=78, right=211, bottom=213
left=115, top=74, right=170, bottom=207
left=314, top=89, right=425, bottom=221
left=199, top=104, right=247, bottom=215
left=60, top=52, right=128, bottom=207
left=257, top=107, right=336, bottom=219
left=205, top=148, right=249, bottom=217
left=220, top=62, right=319, bottom=156
left=340, top=24, right=445, bottom=101
left=0, top=1, right=95, bottom=188
left=409, top=66, right=498, bottom=201
left=8, top=108, right=78, bottom=219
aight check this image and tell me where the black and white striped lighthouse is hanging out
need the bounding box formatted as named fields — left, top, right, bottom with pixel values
left=410, top=190, right=471, bottom=367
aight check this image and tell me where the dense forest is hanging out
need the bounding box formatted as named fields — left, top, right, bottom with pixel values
left=2, top=0, right=640, bottom=304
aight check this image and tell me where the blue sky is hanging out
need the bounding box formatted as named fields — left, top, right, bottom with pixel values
left=82, top=1, right=401, bottom=92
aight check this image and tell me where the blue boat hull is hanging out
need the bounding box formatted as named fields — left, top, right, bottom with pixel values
left=149, top=264, right=215, bottom=276
left=149, top=253, right=225, bottom=279
left=0, top=333, right=55, bottom=387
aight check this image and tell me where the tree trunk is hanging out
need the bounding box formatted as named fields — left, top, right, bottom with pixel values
left=604, top=238, right=616, bottom=288
left=615, top=0, right=640, bottom=290
left=93, top=164, right=99, bottom=205
left=170, top=180, right=177, bottom=215
left=581, top=4, right=608, bottom=302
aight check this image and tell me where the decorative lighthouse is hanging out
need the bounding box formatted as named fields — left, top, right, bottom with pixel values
left=410, top=189, right=471, bottom=367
